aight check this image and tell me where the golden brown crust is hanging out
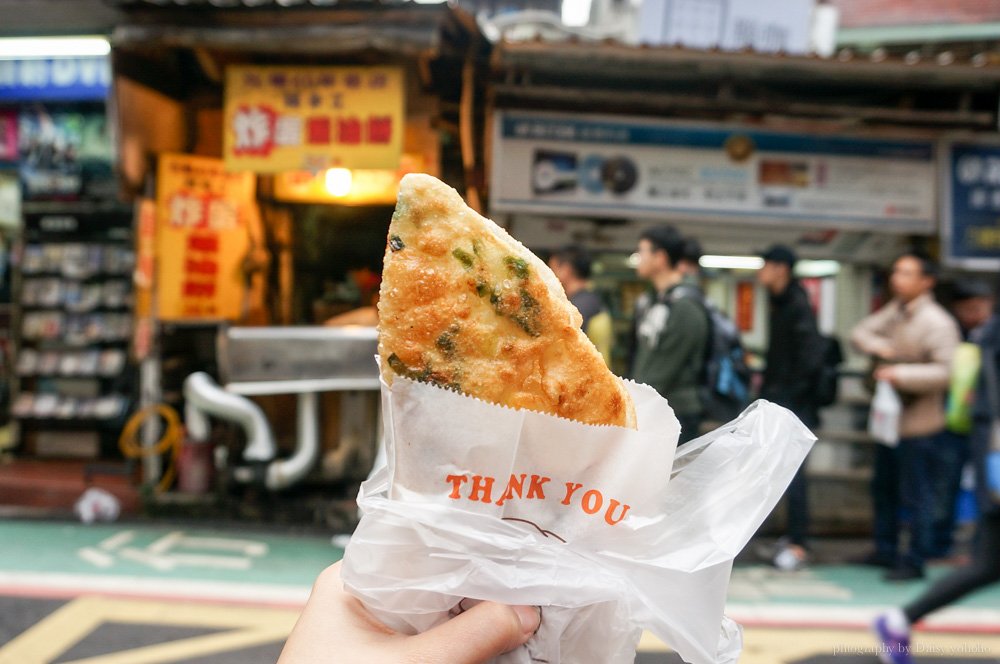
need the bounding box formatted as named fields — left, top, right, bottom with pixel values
left=378, top=174, right=636, bottom=429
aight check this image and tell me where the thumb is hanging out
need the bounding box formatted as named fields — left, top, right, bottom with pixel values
left=404, top=602, right=540, bottom=664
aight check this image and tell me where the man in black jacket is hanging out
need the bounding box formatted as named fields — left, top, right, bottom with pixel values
left=757, top=244, right=825, bottom=569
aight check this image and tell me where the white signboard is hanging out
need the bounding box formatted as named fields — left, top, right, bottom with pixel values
left=490, top=111, right=937, bottom=234
left=638, top=0, right=815, bottom=54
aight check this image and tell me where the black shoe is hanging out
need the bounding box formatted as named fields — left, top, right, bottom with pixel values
left=883, top=565, right=925, bottom=582
left=850, top=551, right=896, bottom=568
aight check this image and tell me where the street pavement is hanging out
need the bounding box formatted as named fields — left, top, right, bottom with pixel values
left=0, top=519, right=998, bottom=663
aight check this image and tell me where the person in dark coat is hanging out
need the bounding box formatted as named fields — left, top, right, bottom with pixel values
left=630, top=225, right=709, bottom=444
left=757, top=244, right=825, bottom=570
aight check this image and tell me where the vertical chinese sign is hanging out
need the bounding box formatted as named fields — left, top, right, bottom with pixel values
left=223, top=66, right=404, bottom=173
left=155, top=154, right=255, bottom=320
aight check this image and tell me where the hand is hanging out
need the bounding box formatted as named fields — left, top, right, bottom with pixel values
left=988, top=451, right=1000, bottom=497
left=278, top=561, right=541, bottom=664
left=874, top=365, right=897, bottom=385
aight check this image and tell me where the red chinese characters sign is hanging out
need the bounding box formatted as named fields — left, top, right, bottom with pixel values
left=155, top=154, right=255, bottom=320
left=223, top=66, right=404, bottom=173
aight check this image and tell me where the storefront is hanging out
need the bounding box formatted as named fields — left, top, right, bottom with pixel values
left=487, top=40, right=1000, bottom=531
left=0, top=43, right=136, bottom=467
left=100, top=0, right=488, bottom=507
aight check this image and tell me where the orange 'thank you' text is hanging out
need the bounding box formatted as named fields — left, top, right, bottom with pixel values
left=445, top=473, right=631, bottom=527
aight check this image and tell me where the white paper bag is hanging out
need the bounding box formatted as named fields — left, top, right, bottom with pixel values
left=868, top=379, right=902, bottom=447
left=341, top=372, right=814, bottom=664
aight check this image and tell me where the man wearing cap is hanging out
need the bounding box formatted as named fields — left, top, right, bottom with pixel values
left=757, top=244, right=826, bottom=570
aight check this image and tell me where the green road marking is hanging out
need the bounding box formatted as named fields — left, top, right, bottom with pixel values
left=730, top=564, right=1000, bottom=611
left=0, top=521, right=341, bottom=586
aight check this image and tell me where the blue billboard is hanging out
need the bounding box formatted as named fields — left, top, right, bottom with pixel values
left=0, top=57, right=111, bottom=102
left=943, top=140, right=1000, bottom=270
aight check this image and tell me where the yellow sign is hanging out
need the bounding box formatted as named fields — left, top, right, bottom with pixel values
left=155, top=153, right=255, bottom=321
left=223, top=66, right=404, bottom=173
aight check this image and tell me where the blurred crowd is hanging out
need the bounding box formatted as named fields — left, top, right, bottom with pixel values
left=545, top=225, right=1000, bottom=664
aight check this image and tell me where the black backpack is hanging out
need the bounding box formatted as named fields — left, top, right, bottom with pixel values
left=672, top=285, right=752, bottom=422
left=814, top=334, right=844, bottom=407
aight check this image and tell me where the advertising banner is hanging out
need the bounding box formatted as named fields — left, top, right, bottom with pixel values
left=223, top=66, right=404, bottom=173
left=17, top=108, right=115, bottom=201
left=155, top=154, right=255, bottom=321
left=941, top=139, right=1000, bottom=270
left=491, top=111, right=936, bottom=233
left=0, top=57, right=111, bottom=102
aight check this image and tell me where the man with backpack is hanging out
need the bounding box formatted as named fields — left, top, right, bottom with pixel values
left=757, top=244, right=828, bottom=570
left=630, top=225, right=709, bottom=444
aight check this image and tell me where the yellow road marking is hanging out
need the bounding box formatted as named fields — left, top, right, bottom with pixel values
left=58, top=627, right=292, bottom=664
left=0, top=596, right=299, bottom=664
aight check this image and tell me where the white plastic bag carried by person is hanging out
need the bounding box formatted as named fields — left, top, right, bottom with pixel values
left=342, top=371, right=814, bottom=664
left=868, top=379, right=902, bottom=447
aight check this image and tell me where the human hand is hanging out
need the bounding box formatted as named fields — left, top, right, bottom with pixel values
left=278, top=561, right=541, bottom=664
left=874, top=365, right=897, bottom=385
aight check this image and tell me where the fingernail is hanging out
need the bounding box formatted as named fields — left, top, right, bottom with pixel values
left=513, top=605, right=541, bottom=635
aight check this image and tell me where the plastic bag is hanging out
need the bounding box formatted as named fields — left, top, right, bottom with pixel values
left=868, top=379, right=902, bottom=447
left=74, top=487, right=121, bottom=524
left=342, top=374, right=814, bottom=664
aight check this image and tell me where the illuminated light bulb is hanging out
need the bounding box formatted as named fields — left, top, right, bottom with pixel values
left=325, top=168, right=352, bottom=197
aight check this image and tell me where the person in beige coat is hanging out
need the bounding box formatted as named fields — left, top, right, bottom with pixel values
left=851, top=252, right=961, bottom=581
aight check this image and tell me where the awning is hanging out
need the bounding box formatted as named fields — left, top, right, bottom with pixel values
left=111, top=3, right=481, bottom=58
left=493, top=40, right=1000, bottom=128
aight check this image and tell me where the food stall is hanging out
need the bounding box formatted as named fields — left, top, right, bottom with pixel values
left=107, top=0, right=489, bottom=509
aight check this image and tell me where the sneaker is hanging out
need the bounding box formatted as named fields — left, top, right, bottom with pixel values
left=883, top=565, right=925, bottom=582
left=872, top=610, right=912, bottom=664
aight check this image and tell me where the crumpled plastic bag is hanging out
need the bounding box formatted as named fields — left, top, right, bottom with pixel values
left=74, top=487, right=121, bottom=524
left=342, top=373, right=814, bottom=664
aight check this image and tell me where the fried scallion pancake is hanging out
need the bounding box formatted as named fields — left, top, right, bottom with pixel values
left=378, top=174, right=636, bottom=429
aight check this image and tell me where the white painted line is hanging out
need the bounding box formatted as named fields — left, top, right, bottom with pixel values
left=97, top=530, right=135, bottom=552
left=158, top=553, right=253, bottom=570
left=176, top=536, right=268, bottom=557
left=147, top=531, right=185, bottom=555
left=119, top=548, right=174, bottom=571
left=77, top=548, right=114, bottom=569
left=0, top=571, right=311, bottom=606
left=726, top=603, right=1000, bottom=631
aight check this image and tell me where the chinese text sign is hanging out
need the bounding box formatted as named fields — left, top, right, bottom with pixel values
left=223, top=66, right=404, bottom=173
